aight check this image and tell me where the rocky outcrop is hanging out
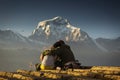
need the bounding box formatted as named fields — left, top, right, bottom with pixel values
left=0, top=66, right=120, bottom=80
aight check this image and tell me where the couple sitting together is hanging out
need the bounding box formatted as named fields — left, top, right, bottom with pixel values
left=36, top=40, right=81, bottom=71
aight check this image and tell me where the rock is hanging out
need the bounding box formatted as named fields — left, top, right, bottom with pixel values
left=0, top=72, right=7, bottom=76
left=0, top=77, right=8, bottom=80
left=0, top=66, right=120, bottom=80
left=91, top=66, right=120, bottom=71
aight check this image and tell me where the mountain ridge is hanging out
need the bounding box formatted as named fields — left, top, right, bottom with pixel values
left=0, top=17, right=120, bottom=66
left=96, top=37, right=120, bottom=52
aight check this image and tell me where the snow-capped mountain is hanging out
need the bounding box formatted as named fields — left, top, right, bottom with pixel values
left=29, top=16, right=105, bottom=51
left=29, top=16, right=104, bottom=50
left=29, top=16, right=90, bottom=43
left=29, top=16, right=110, bottom=65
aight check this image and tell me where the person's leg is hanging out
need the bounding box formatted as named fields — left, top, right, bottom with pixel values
left=35, top=63, right=41, bottom=71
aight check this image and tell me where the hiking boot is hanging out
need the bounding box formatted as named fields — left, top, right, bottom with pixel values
left=35, top=63, right=41, bottom=71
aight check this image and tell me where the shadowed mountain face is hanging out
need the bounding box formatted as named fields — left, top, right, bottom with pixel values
left=96, top=37, right=120, bottom=52
left=0, top=29, right=27, bottom=42
left=0, top=29, right=47, bottom=49
left=0, top=17, right=120, bottom=72
left=0, top=29, right=29, bottom=49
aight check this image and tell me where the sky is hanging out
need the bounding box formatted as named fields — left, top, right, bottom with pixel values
left=0, top=0, right=120, bottom=39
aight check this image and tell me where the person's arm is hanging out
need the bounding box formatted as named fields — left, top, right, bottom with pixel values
left=40, top=53, right=44, bottom=61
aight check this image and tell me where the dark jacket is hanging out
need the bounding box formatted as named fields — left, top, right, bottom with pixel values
left=54, top=44, right=75, bottom=65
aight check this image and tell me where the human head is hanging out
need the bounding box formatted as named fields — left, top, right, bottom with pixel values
left=53, top=40, right=65, bottom=48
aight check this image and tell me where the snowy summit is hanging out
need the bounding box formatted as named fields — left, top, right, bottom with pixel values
left=30, top=16, right=88, bottom=42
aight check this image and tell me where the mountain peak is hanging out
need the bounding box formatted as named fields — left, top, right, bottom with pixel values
left=53, top=16, right=63, bottom=20
left=30, top=17, right=89, bottom=42
left=38, top=16, right=69, bottom=27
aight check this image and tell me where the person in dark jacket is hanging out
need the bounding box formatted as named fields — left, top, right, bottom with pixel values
left=53, top=40, right=76, bottom=69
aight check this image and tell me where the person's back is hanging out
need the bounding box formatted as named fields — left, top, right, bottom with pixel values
left=55, top=44, right=75, bottom=66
